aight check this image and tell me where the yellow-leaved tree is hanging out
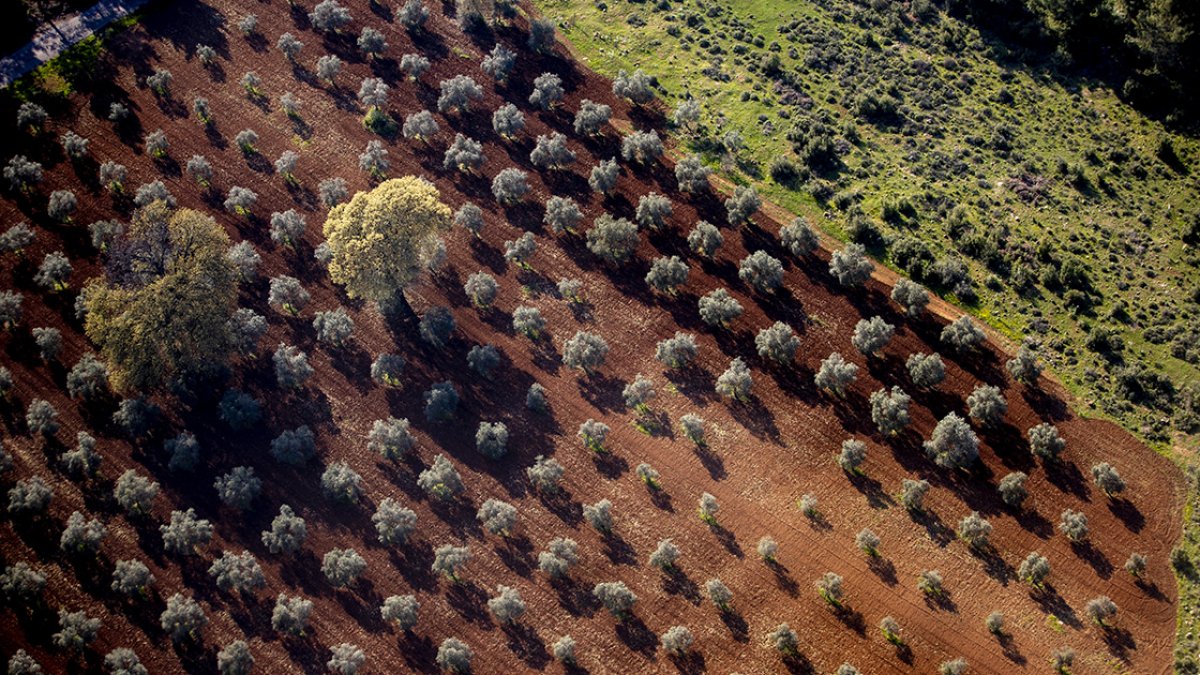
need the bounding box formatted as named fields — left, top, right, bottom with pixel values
left=322, top=176, right=452, bottom=307
left=83, top=201, right=239, bottom=392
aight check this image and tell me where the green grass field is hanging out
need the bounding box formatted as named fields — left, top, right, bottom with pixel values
left=534, top=0, right=1200, bottom=666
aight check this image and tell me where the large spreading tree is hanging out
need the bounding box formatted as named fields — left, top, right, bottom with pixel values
left=322, top=176, right=452, bottom=309
left=82, top=202, right=238, bottom=392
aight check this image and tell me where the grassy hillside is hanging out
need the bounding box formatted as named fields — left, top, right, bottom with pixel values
left=536, top=0, right=1200, bottom=450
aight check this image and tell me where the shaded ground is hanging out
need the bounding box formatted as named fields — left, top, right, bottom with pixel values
left=0, top=0, right=1184, bottom=673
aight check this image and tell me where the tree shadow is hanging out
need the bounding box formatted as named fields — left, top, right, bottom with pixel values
left=970, top=545, right=1014, bottom=584
left=727, top=394, right=782, bottom=444
left=1070, top=540, right=1114, bottom=579
left=910, top=508, right=955, bottom=546
left=867, top=556, right=898, bottom=586
left=662, top=566, right=702, bottom=605
left=997, top=633, right=1026, bottom=665
left=503, top=622, right=550, bottom=668
left=709, top=523, right=743, bottom=558
left=601, top=531, right=637, bottom=566
left=445, top=580, right=493, bottom=629
left=1031, top=583, right=1081, bottom=628
left=669, top=650, right=707, bottom=675
left=1045, top=459, right=1090, bottom=500
left=692, top=444, right=726, bottom=481
left=614, top=614, right=657, bottom=658
left=767, top=560, right=800, bottom=597
left=847, top=471, right=893, bottom=510
left=833, top=604, right=867, bottom=636
left=1107, top=497, right=1144, bottom=533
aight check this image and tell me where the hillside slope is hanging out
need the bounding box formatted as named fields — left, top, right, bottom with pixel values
left=0, top=0, right=1186, bottom=672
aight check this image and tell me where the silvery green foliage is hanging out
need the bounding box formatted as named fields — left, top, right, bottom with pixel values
left=219, top=390, right=261, bottom=430
left=941, top=315, right=985, bottom=352
left=320, top=177, right=349, bottom=206
left=512, top=306, right=545, bottom=338
left=528, top=17, right=556, bottom=52
left=829, top=243, right=874, bottom=286
left=187, top=156, right=213, bottom=184
left=431, top=544, right=471, bottom=579
left=583, top=499, right=613, bottom=532
left=620, top=129, right=663, bottom=164
left=526, top=384, right=549, bottom=413
left=636, top=193, right=672, bottom=230
left=359, top=140, right=390, bottom=176
left=226, top=307, right=266, bottom=355
left=419, top=307, right=455, bottom=347
left=674, top=154, right=711, bottom=192
left=673, top=98, right=701, bottom=129
left=402, top=110, right=439, bottom=142
left=53, top=609, right=101, bottom=652
left=114, top=470, right=159, bottom=515
left=755, top=322, right=800, bottom=363
left=317, top=54, right=343, bottom=83
left=16, top=102, right=47, bottom=130
left=869, top=386, right=911, bottom=436
left=33, top=327, right=62, bottom=361
left=373, top=498, right=417, bottom=544
left=398, top=0, right=429, bottom=28
left=144, top=129, right=169, bottom=156
left=321, top=462, right=364, bottom=503
left=838, top=439, right=867, bottom=472
left=277, top=32, right=303, bottom=59
left=907, top=352, right=945, bottom=389
left=814, top=352, right=858, bottom=396
left=552, top=635, right=576, bottom=664
left=852, top=316, right=895, bottom=356
left=111, top=559, right=154, bottom=596
left=436, top=638, right=473, bottom=672
left=537, top=537, right=578, bottom=578
left=593, top=581, right=637, bottom=615
left=369, top=417, right=414, bottom=460
left=270, top=425, right=316, bottom=465
left=214, top=466, right=261, bottom=510
left=563, top=331, right=609, bottom=374
left=957, top=511, right=992, bottom=548
left=208, top=550, right=265, bottom=592
left=1006, top=345, right=1042, bottom=384
left=381, top=595, right=419, bottom=630
left=504, top=232, right=536, bottom=267
left=649, top=539, right=680, bottom=569
left=589, top=158, right=619, bottom=195
left=0, top=222, right=34, bottom=253
left=892, top=278, right=929, bottom=317
left=358, top=27, right=387, bottom=58
left=924, top=412, right=980, bottom=469
left=491, top=168, right=529, bottom=204
left=4, top=155, right=42, bottom=190
left=60, top=131, right=89, bottom=158
left=26, top=399, right=59, bottom=436
left=492, top=103, right=525, bottom=138
left=165, top=431, right=201, bottom=473
left=160, top=594, right=206, bottom=642
left=482, top=44, right=516, bottom=82
left=113, top=397, right=160, bottom=439
left=660, top=625, right=694, bottom=655
left=262, top=505, right=307, bottom=555
left=612, top=68, right=655, bottom=105
left=160, top=509, right=212, bottom=555
left=89, top=218, right=123, bottom=249
left=314, top=308, right=354, bottom=347
left=475, top=421, right=508, bottom=459
left=437, top=75, right=484, bottom=114
left=1059, top=509, right=1089, bottom=542
left=997, top=471, right=1028, bottom=506
left=725, top=185, right=761, bottom=224
left=688, top=220, right=723, bottom=257
left=217, top=641, right=254, bottom=675
left=418, top=454, right=464, bottom=500
left=698, top=288, right=742, bottom=327
left=716, top=357, right=753, bottom=401
left=423, top=381, right=459, bottom=422
left=272, top=594, right=313, bottom=635
left=46, top=193, right=77, bottom=222
left=60, top=511, right=107, bottom=554
left=454, top=202, right=484, bottom=236
left=574, top=99, right=611, bottom=136
left=273, top=343, right=313, bottom=388
left=309, top=0, right=352, bottom=32
left=530, top=132, right=575, bottom=169
left=967, top=384, right=1007, bottom=426
left=656, top=332, right=698, bottom=369
left=322, top=548, right=366, bottom=587
left=134, top=181, right=176, bottom=208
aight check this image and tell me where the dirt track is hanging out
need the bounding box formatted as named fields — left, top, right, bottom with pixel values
left=0, top=0, right=1185, bottom=672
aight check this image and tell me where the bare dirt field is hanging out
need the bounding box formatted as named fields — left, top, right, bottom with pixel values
left=0, top=0, right=1185, bottom=672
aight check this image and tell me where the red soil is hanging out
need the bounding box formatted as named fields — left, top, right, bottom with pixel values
left=0, top=0, right=1184, bottom=673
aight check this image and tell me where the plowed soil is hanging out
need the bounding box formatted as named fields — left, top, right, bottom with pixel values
left=0, top=0, right=1184, bottom=673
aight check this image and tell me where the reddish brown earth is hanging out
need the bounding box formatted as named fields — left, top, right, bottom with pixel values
left=0, top=0, right=1185, bottom=673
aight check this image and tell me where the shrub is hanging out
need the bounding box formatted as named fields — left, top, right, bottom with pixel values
left=636, top=463, right=662, bottom=490
left=957, top=512, right=992, bottom=549
left=313, top=309, right=354, bottom=347
left=269, top=425, right=316, bottom=465
left=716, top=357, right=753, bottom=401
left=575, top=99, right=612, bottom=136
left=768, top=623, right=799, bottom=654
left=1059, top=509, right=1089, bottom=542
left=491, top=168, right=530, bottom=204
left=436, top=637, right=473, bottom=672
left=544, top=196, right=582, bottom=234
left=941, top=316, right=985, bottom=352
left=815, top=352, right=858, bottom=397
left=880, top=616, right=903, bottom=644
left=46, top=193, right=77, bottom=223
left=438, top=75, right=484, bottom=114
left=240, top=71, right=263, bottom=96
left=966, top=385, right=1007, bottom=427
left=309, top=0, right=352, bottom=32
left=660, top=625, right=693, bottom=656
left=725, top=185, right=762, bottom=224
left=419, top=307, right=455, bottom=347
left=621, top=129, right=664, bottom=164
left=985, top=611, right=1005, bottom=634
left=504, top=232, right=536, bottom=268
left=829, top=243, right=874, bottom=286
left=675, top=155, right=711, bottom=193
left=997, top=471, right=1028, bottom=507
left=939, top=658, right=968, bottom=675
left=161, top=509, right=213, bottom=555
left=226, top=242, right=261, bottom=282
left=262, top=505, right=307, bottom=555
left=273, top=343, right=314, bottom=389
left=583, top=499, right=614, bottom=532
left=552, top=636, right=576, bottom=664
left=907, top=352, right=946, bottom=389
left=527, top=455, right=565, bottom=493
left=487, top=585, right=526, bottom=624
left=528, top=17, right=556, bottom=52
left=563, top=331, right=609, bottom=374
left=688, top=221, right=724, bottom=258
left=799, top=493, right=820, bottom=518
left=1091, top=462, right=1126, bottom=496
left=1029, top=423, right=1065, bottom=461
left=900, top=478, right=930, bottom=511
left=925, top=413, right=979, bottom=469
left=612, top=68, right=655, bottom=105
left=114, top=470, right=159, bottom=515
left=432, top=544, right=471, bottom=580
left=589, top=158, right=620, bottom=196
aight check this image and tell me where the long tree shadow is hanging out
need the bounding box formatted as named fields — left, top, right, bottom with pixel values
left=602, top=531, right=637, bottom=566
left=662, top=566, right=702, bottom=605
left=614, top=614, right=658, bottom=658
left=1071, top=540, right=1114, bottom=579
left=445, top=580, right=493, bottom=629
left=1107, top=497, right=1145, bottom=533
left=719, top=608, right=750, bottom=643
left=867, top=556, right=898, bottom=586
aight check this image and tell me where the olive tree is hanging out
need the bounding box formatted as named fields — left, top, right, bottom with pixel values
left=60, top=511, right=107, bottom=555
left=481, top=43, right=516, bottom=82
left=436, top=637, right=473, bottom=673
left=649, top=539, right=681, bottom=570
left=646, top=256, right=689, bottom=295
left=698, top=288, right=743, bottom=327
left=1084, top=596, right=1117, bottom=626
left=660, top=626, right=694, bottom=656
left=214, top=466, right=261, bottom=510
left=578, top=419, right=610, bottom=453
left=419, top=455, right=464, bottom=500
left=209, top=551, right=265, bottom=593
left=531, top=132, right=575, bottom=169
left=941, top=316, right=985, bottom=352
left=725, top=185, right=761, bottom=225
left=1091, top=462, right=1126, bottom=497
left=321, top=463, right=364, bottom=503
left=270, top=426, right=316, bottom=465
left=563, top=331, right=609, bottom=374
left=957, top=512, right=992, bottom=549
left=583, top=499, right=613, bottom=532
left=589, top=158, right=620, bottom=195
left=402, top=110, right=439, bottom=143
left=272, top=593, right=313, bottom=636
left=1007, top=345, right=1042, bottom=385
left=900, top=478, right=930, bottom=511
left=114, top=470, right=159, bottom=515
left=262, top=505, right=307, bottom=555
left=358, top=140, right=390, bottom=178
left=35, top=252, right=72, bottom=289
left=492, top=103, right=525, bottom=139
left=273, top=344, right=314, bottom=389
left=491, top=168, right=530, bottom=204
left=593, top=581, right=637, bottom=616
left=924, top=413, right=979, bottom=469
left=160, top=594, right=206, bottom=642
left=688, top=221, right=724, bottom=258
left=371, top=354, right=405, bottom=387
left=870, top=386, right=911, bottom=436
left=1029, top=423, right=1065, bottom=461
left=314, top=309, right=354, bottom=347
left=432, top=544, right=471, bottom=581
left=309, top=0, right=351, bottom=32
left=676, top=155, right=713, bottom=194
left=656, top=332, right=698, bottom=369
left=438, top=75, right=484, bottom=114
left=528, top=17, right=556, bottom=52
left=161, top=509, right=213, bottom=555
left=399, top=0, right=429, bottom=28
left=815, top=352, right=858, bottom=397
left=443, top=134, right=486, bottom=173
left=768, top=623, right=799, bottom=655
left=716, top=357, right=753, bottom=401
left=967, top=385, right=1007, bottom=427
left=53, top=609, right=101, bottom=653
left=575, top=99, right=612, bottom=136
left=381, top=595, right=419, bottom=631
left=372, top=498, right=417, bottom=545
left=1059, top=509, right=1089, bottom=542
left=538, top=537, right=578, bottom=578
left=621, top=129, right=664, bottom=164
left=1017, top=551, right=1051, bottom=588
left=852, top=317, right=894, bottom=357
left=755, top=322, right=800, bottom=364
left=544, top=196, right=583, bottom=234
left=475, top=421, right=509, bottom=459
left=892, top=278, right=930, bottom=318
left=487, top=585, right=526, bottom=624
left=816, top=571, right=844, bottom=606
left=322, top=548, right=366, bottom=587
left=829, top=243, right=874, bottom=286
left=327, top=644, right=365, bottom=675
left=907, top=352, right=946, bottom=389
left=527, top=455, right=565, bottom=493
left=997, top=471, right=1028, bottom=507
left=111, top=559, right=154, bottom=597
left=423, top=381, right=459, bottom=421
